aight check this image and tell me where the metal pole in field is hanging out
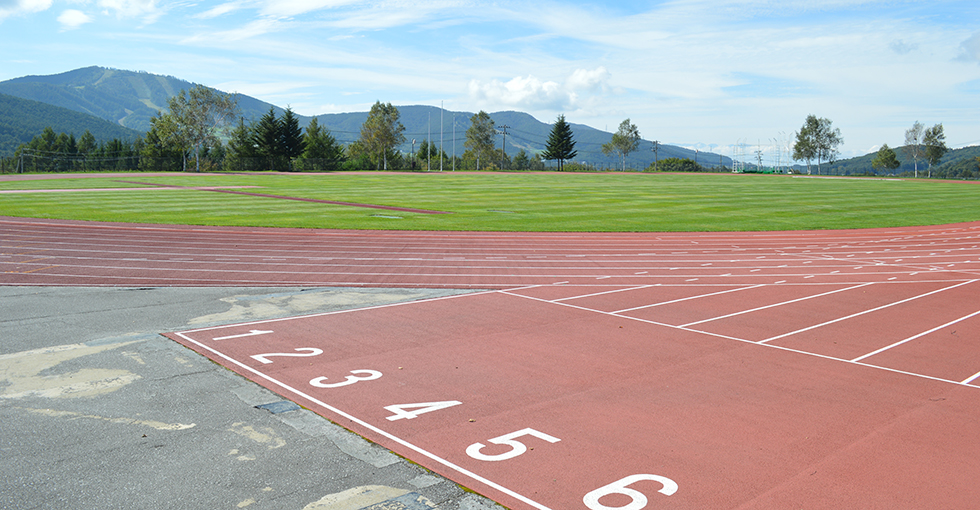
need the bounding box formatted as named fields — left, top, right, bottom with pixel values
left=440, top=101, right=444, bottom=172
left=453, top=113, right=456, bottom=171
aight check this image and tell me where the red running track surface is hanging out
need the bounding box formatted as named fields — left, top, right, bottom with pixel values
left=6, top=216, right=980, bottom=508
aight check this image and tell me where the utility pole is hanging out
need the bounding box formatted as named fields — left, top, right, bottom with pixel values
left=497, top=124, right=510, bottom=170
left=651, top=141, right=659, bottom=172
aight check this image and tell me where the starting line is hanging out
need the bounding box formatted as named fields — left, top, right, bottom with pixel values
left=167, top=283, right=980, bottom=510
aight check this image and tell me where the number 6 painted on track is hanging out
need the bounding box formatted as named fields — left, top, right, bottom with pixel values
left=583, top=474, right=678, bottom=510
left=465, top=428, right=560, bottom=461
left=309, top=370, right=382, bottom=388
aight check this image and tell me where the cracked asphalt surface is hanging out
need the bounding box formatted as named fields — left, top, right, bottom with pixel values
left=0, top=286, right=504, bottom=510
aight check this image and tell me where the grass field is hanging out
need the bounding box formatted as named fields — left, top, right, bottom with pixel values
left=1, top=172, right=978, bottom=232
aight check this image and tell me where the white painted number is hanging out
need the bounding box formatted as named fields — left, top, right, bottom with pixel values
left=310, top=370, right=383, bottom=388
left=465, top=428, right=560, bottom=461
left=385, top=401, right=463, bottom=421
left=583, top=474, right=678, bottom=510
left=250, top=348, right=324, bottom=364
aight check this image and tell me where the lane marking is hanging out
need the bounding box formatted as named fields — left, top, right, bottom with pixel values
left=612, top=284, right=765, bottom=314
left=172, top=330, right=554, bottom=510
left=213, top=330, right=275, bottom=341
left=680, top=282, right=874, bottom=328
left=851, top=307, right=980, bottom=362
left=758, top=279, right=979, bottom=344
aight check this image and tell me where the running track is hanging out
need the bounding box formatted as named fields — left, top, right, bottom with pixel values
left=6, top=215, right=980, bottom=508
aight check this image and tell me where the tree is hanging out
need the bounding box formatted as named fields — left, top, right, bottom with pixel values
left=923, top=123, right=947, bottom=178
left=280, top=107, right=306, bottom=163
left=297, top=117, right=344, bottom=172
left=465, top=111, right=496, bottom=171
left=143, top=112, right=189, bottom=172
left=359, top=101, right=405, bottom=170
left=602, top=119, right=641, bottom=171
left=903, top=121, right=924, bottom=178
left=252, top=107, right=284, bottom=171
left=870, top=144, right=901, bottom=175
left=512, top=149, right=531, bottom=171
left=793, top=115, right=842, bottom=175
left=165, top=84, right=239, bottom=172
left=542, top=114, right=577, bottom=171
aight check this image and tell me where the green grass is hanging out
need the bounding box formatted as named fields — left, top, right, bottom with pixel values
left=1, top=172, right=978, bottom=232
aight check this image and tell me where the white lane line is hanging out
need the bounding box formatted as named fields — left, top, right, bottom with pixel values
left=173, top=331, right=554, bottom=510
left=963, top=371, right=980, bottom=385
left=553, top=285, right=654, bottom=302
left=759, top=279, right=979, bottom=344
left=504, top=289, right=980, bottom=390
left=680, top=282, right=875, bottom=328
left=611, top=284, right=765, bottom=314
left=851, top=308, right=980, bottom=362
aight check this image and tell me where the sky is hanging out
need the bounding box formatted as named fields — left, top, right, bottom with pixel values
left=2, top=0, right=979, bottom=159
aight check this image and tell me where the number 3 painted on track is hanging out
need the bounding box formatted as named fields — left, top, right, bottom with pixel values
left=583, top=474, right=678, bottom=510
left=309, top=370, right=382, bottom=388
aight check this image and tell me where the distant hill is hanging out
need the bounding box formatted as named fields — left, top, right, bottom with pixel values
left=818, top=144, right=980, bottom=178
left=0, top=66, right=280, bottom=133
left=1, top=66, right=732, bottom=169
left=313, top=106, right=726, bottom=169
left=0, top=93, right=142, bottom=156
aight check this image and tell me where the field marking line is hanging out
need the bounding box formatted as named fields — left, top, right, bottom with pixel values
left=757, top=279, right=979, bottom=344
left=963, top=371, right=980, bottom=385
left=613, top=284, right=765, bottom=314
left=171, top=331, right=553, bottom=510
left=502, top=289, right=980, bottom=390
left=553, top=285, right=655, bottom=302
left=680, top=282, right=875, bottom=327
left=851, top=307, right=980, bottom=362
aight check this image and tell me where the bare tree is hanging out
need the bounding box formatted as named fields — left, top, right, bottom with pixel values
left=903, top=121, right=924, bottom=178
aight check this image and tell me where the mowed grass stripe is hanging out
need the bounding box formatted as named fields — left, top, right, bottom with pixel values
left=1, top=172, right=978, bottom=232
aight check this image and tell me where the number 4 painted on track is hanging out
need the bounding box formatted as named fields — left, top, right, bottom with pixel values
left=384, top=401, right=462, bottom=421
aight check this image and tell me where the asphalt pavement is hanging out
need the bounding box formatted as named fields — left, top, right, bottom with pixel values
left=0, top=286, right=503, bottom=510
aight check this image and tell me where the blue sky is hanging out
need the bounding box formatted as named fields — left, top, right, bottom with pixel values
left=2, top=0, right=979, bottom=159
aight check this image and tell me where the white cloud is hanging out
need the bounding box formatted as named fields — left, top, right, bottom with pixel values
left=58, top=9, right=92, bottom=29
left=468, top=67, right=611, bottom=112
left=195, top=1, right=245, bottom=19
left=0, top=0, right=52, bottom=22
left=957, top=32, right=980, bottom=64
left=97, top=0, right=163, bottom=23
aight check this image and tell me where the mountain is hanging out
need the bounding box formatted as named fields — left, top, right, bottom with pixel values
left=0, top=93, right=142, bottom=156
left=0, top=66, right=280, bottom=133
left=0, top=66, right=731, bottom=169
left=817, top=144, right=980, bottom=178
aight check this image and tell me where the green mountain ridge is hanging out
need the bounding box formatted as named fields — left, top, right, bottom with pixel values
left=0, top=92, right=143, bottom=157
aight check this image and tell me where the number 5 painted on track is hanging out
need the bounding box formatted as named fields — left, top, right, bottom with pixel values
left=310, top=370, right=382, bottom=388
left=583, top=474, right=678, bottom=510
left=465, top=428, right=560, bottom=461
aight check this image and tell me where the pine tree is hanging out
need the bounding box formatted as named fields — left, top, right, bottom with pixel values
left=542, top=114, right=577, bottom=171
left=298, top=117, right=344, bottom=171
left=252, top=107, right=283, bottom=171
left=280, top=107, right=305, bottom=162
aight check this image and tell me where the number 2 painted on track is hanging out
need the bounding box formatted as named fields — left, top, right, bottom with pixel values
left=583, top=474, right=678, bottom=510
left=466, top=428, right=560, bottom=461
left=310, top=370, right=383, bottom=388
left=250, top=347, right=323, bottom=364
